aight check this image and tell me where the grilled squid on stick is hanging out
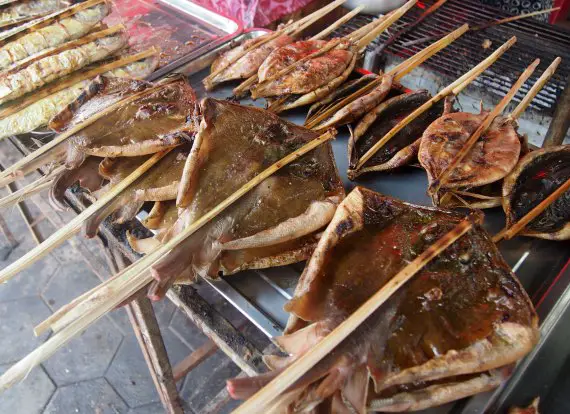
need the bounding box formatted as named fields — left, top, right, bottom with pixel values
left=227, top=187, right=539, bottom=412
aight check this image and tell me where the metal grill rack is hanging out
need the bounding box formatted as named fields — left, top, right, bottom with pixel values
left=333, top=0, right=570, bottom=113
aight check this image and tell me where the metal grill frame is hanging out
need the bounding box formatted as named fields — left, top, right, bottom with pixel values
left=334, top=0, right=570, bottom=113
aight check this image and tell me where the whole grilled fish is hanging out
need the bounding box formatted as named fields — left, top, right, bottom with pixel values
left=0, top=54, right=158, bottom=139
left=0, top=0, right=65, bottom=28
left=0, top=32, right=127, bottom=104
left=0, top=2, right=109, bottom=70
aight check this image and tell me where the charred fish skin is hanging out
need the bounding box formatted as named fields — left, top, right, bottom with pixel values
left=0, top=32, right=127, bottom=104
left=0, top=2, right=110, bottom=70
left=0, top=55, right=158, bottom=140
left=503, top=145, right=570, bottom=240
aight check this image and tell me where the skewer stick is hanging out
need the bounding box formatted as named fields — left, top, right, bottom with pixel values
left=430, top=58, right=540, bottom=195
left=204, top=0, right=347, bottom=83
left=390, top=23, right=469, bottom=81
left=0, top=150, right=171, bottom=284
left=0, top=59, right=169, bottom=188
left=510, top=57, right=562, bottom=120
left=493, top=177, right=570, bottom=243
left=0, top=166, right=64, bottom=209
left=354, top=36, right=516, bottom=171
left=233, top=215, right=477, bottom=414
left=1, top=24, right=126, bottom=76
left=0, top=47, right=159, bottom=119
left=0, top=130, right=336, bottom=391
left=305, top=24, right=468, bottom=129
left=310, top=6, right=364, bottom=40
left=357, top=0, right=417, bottom=51
left=0, top=0, right=108, bottom=44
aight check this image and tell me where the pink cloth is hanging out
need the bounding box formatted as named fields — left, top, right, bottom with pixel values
left=194, top=0, right=313, bottom=28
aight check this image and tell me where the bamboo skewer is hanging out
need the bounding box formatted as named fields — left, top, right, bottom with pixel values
left=0, top=63, right=170, bottom=188
left=204, top=0, right=347, bottom=84
left=429, top=58, right=540, bottom=196
left=0, top=165, right=64, bottom=209
left=0, top=47, right=159, bottom=119
left=310, top=6, right=364, bottom=40
left=0, top=0, right=107, bottom=44
left=305, top=24, right=469, bottom=129
left=233, top=215, right=477, bottom=414
left=510, top=57, right=562, bottom=120
left=0, top=150, right=171, bottom=284
left=0, top=130, right=336, bottom=391
left=493, top=177, right=570, bottom=243
left=1, top=24, right=126, bottom=76
left=353, top=36, right=517, bottom=171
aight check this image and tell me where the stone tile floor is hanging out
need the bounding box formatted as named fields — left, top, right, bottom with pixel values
left=0, top=140, right=268, bottom=413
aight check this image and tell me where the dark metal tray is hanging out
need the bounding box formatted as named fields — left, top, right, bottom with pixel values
left=172, top=29, right=570, bottom=413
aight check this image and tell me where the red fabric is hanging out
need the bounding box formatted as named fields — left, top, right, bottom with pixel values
left=193, top=0, right=313, bottom=28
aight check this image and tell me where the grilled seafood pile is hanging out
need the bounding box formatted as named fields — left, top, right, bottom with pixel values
left=502, top=144, right=570, bottom=240
left=228, top=187, right=539, bottom=411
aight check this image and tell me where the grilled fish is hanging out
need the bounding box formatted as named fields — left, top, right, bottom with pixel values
left=0, top=0, right=65, bottom=28
left=0, top=31, right=127, bottom=104
left=0, top=1, right=109, bottom=70
left=0, top=54, right=158, bottom=140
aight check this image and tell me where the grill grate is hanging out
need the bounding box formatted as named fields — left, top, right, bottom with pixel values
left=333, top=0, right=570, bottom=113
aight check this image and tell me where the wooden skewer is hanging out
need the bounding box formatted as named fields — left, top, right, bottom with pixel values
left=233, top=215, right=477, bottom=413
left=471, top=7, right=560, bottom=31
left=0, top=150, right=171, bottom=284
left=357, top=0, right=417, bottom=51
left=0, top=47, right=159, bottom=119
left=0, top=166, right=63, bottom=209
left=204, top=0, right=347, bottom=83
left=510, top=57, right=562, bottom=120
left=451, top=190, right=501, bottom=200
left=493, top=177, right=570, bottom=243
left=0, top=58, right=169, bottom=188
left=305, top=24, right=468, bottom=129
left=429, top=58, right=540, bottom=195
left=310, top=6, right=364, bottom=40
left=0, top=130, right=336, bottom=391
left=354, top=36, right=516, bottom=171
left=0, top=0, right=108, bottom=44
left=1, top=24, right=126, bottom=76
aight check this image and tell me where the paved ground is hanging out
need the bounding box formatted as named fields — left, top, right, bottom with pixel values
left=0, top=140, right=267, bottom=413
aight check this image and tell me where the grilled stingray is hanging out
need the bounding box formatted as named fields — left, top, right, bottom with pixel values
left=204, top=33, right=293, bottom=91
left=0, top=31, right=127, bottom=104
left=52, top=74, right=198, bottom=169
left=502, top=144, right=570, bottom=240
left=418, top=109, right=523, bottom=207
left=228, top=187, right=539, bottom=412
left=348, top=90, right=447, bottom=179
left=134, top=98, right=344, bottom=289
left=0, top=1, right=109, bottom=70
left=0, top=54, right=158, bottom=140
